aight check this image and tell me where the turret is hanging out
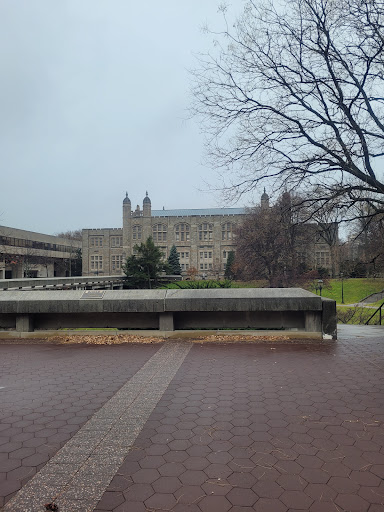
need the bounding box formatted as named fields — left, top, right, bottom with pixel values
left=143, top=191, right=151, bottom=217
left=261, top=188, right=270, bottom=209
left=123, top=192, right=131, bottom=213
left=122, top=192, right=132, bottom=258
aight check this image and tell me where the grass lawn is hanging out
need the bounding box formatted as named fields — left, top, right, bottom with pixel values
left=305, top=278, right=384, bottom=305
left=232, top=278, right=384, bottom=305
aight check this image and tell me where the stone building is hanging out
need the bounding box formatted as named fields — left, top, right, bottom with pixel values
left=0, top=226, right=81, bottom=279
left=82, top=191, right=336, bottom=278
left=82, top=193, right=247, bottom=278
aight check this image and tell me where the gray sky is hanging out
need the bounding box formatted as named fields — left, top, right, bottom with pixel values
left=0, top=0, right=248, bottom=235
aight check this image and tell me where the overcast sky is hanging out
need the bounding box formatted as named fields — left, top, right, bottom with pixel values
left=0, top=0, right=253, bottom=235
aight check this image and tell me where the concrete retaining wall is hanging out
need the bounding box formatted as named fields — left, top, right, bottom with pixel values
left=0, top=288, right=337, bottom=339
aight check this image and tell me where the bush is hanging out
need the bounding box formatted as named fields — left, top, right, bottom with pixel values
left=162, top=280, right=233, bottom=289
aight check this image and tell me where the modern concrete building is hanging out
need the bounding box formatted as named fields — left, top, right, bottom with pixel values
left=0, top=226, right=81, bottom=279
left=82, top=192, right=336, bottom=278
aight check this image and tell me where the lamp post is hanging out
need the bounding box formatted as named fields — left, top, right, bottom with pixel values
left=318, top=279, right=323, bottom=297
left=340, top=272, right=344, bottom=304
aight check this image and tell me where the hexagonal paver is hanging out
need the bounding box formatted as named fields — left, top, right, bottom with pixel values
left=227, top=487, right=258, bottom=506
left=199, top=495, right=232, bottom=512
left=256, top=497, right=288, bottom=512
left=335, top=493, right=370, bottom=512
left=280, top=490, right=314, bottom=509
left=179, top=470, right=206, bottom=486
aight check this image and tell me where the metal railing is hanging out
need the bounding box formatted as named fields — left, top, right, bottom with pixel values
left=365, top=303, right=383, bottom=326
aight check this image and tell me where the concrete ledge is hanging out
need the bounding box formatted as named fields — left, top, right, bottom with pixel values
left=0, top=288, right=336, bottom=339
left=165, top=288, right=321, bottom=311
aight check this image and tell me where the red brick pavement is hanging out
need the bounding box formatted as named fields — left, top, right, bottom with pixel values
left=0, top=343, right=159, bottom=507
left=92, top=337, right=384, bottom=512
left=1, top=332, right=384, bottom=512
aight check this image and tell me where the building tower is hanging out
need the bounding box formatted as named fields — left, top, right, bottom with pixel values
left=142, top=192, right=152, bottom=241
left=143, top=191, right=151, bottom=217
left=122, top=192, right=132, bottom=257
left=261, top=188, right=270, bottom=209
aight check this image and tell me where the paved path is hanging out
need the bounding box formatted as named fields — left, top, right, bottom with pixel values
left=1, top=326, right=384, bottom=512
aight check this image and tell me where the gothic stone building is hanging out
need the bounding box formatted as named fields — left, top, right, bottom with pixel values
left=82, top=193, right=247, bottom=278
left=82, top=192, right=335, bottom=278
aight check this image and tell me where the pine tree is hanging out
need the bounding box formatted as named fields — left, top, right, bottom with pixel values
left=123, top=237, right=168, bottom=288
left=224, top=251, right=235, bottom=279
left=168, top=245, right=182, bottom=275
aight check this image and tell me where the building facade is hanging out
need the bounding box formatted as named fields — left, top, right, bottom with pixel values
left=0, top=226, right=82, bottom=279
left=82, top=193, right=247, bottom=278
left=82, top=192, right=336, bottom=278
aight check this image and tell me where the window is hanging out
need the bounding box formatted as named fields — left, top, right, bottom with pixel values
left=132, top=225, right=142, bottom=241
left=199, top=223, right=213, bottom=241
left=175, top=223, right=190, bottom=242
left=200, top=263, right=204, bottom=270
left=90, top=236, right=103, bottom=247
left=90, top=255, right=103, bottom=271
left=222, top=222, right=234, bottom=240
left=153, top=224, right=167, bottom=242
left=111, top=237, right=122, bottom=247
left=316, top=251, right=330, bottom=266
left=111, top=255, right=122, bottom=271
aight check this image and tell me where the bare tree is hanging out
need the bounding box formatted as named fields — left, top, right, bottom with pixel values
left=55, top=230, right=82, bottom=241
left=191, top=0, right=384, bottom=219
left=235, top=194, right=312, bottom=286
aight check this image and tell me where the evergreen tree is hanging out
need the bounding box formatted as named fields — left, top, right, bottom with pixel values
left=168, top=245, right=182, bottom=275
left=123, top=237, right=168, bottom=288
left=224, top=251, right=235, bottom=279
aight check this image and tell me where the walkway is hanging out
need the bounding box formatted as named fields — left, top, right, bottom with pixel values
left=0, top=325, right=383, bottom=511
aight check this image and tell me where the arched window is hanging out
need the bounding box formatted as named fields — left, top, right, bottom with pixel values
left=198, top=223, right=213, bottom=241
left=222, top=222, right=234, bottom=240
left=153, top=224, right=167, bottom=242
left=132, top=225, right=142, bottom=241
left=175, top=223, right=190, bottom=242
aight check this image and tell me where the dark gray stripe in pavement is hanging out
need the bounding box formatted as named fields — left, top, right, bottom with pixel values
left=2, top=341, right=192, bottom=512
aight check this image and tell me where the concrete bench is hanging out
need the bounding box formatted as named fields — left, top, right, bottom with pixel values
left=0, top=288, right=336, bottom=339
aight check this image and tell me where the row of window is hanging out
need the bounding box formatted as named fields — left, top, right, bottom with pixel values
left=89, top=223, right=235, bottom=247
left=90, top=236, right=123, bottom=248
left=90, top=257, right=230, bottom=273
left=90, top=255, right=123, bottom=271
left=0, top=236, right=76, bottom=254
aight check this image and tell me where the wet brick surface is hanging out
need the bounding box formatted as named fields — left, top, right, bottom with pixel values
left=0, top=343, right=160, bottom=507
left=1, top=329, right=383, bottom=512
left=91, top=335, right=384, bottom=512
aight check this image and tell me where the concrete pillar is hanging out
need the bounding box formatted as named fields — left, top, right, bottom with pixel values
left=321, top=298, right=337, bottom=339
left=159, top=312, right=174, bottom=331
left=16, top=314, right=34, bottom=332
left=304, top=311, right=322, bottom=333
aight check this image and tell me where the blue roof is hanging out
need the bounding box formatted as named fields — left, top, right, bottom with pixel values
left=151, top=208, right=246, bottom=217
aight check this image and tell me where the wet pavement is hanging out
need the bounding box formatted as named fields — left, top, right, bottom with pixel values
left=1, top=325, right=383, bottom=511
